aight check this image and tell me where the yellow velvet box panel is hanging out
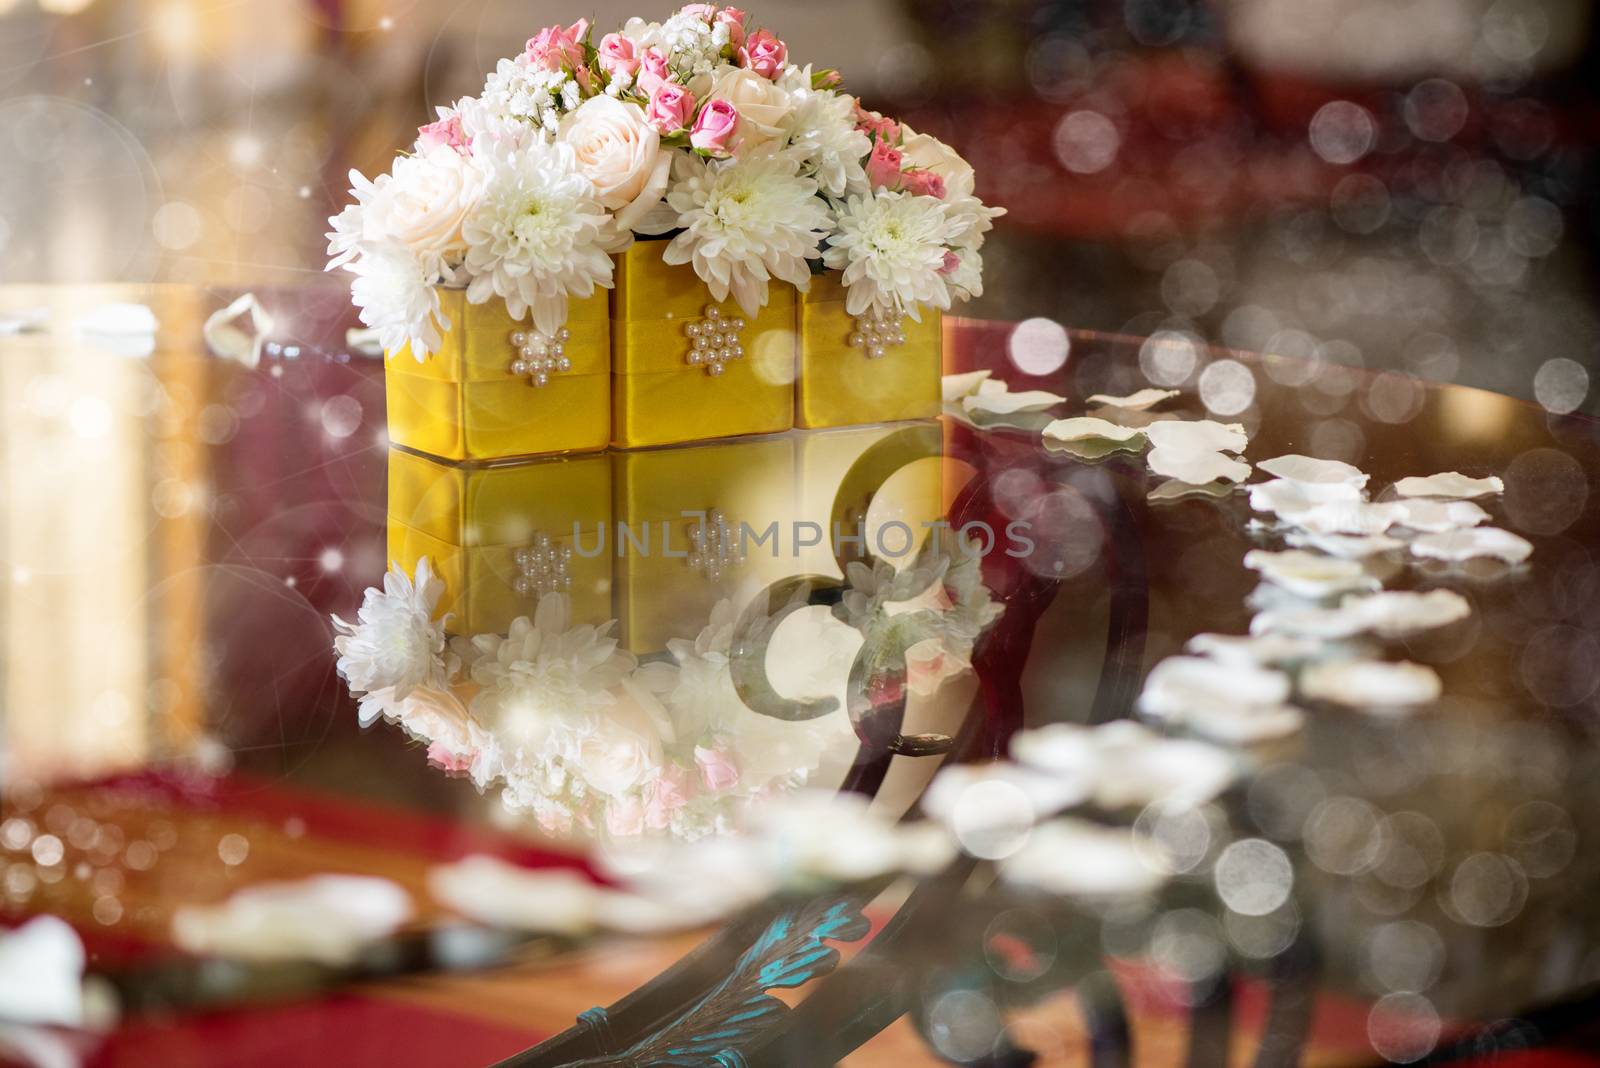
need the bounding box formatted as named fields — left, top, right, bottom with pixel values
left=610, top=242, right=796, bottom=449
left=385, top=289, right=611, bottom=462
left=386, top=448, right=613, bottom=637
left=796, top=271, right=942, bottom=430
left=611, top=436, right=801, bottom=654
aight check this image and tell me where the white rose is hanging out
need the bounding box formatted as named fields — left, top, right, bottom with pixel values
left=367, top=146, right=485, bottom=264
left=898, top=127, right=976, bottom=200
left=706, top=66, right=794, bottom=152
left=558, top=96, right=671, bottom=232
left=573, top=680, right=671, bottom=797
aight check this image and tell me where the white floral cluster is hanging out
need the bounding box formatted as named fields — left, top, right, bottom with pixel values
left=326, top=4, right=1002, bottom=360
left=332, top=561, right=853, bottom=843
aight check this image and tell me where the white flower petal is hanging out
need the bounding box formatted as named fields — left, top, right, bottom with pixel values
left=1300, top=659, right=1442, bottom=710
left=172, top=876, right=413, bottom=965
left=1256, top=454, right=1370, bottom=489
left=1170, top=701, right=1306, bottom=744
left=1186, top=632, right=1323, bottom=666
left=1147, top=447, right=1251, bottom=485
left=429, top=856, right=602, bottom=935
left=74, top=302, right=158, bottom=337
left=1138, top=656, right=1291, bottom=717
left=1338, top=589, right=1472, bottom=637
left=1086, top=387, right=1180, bottom=410
left=1392, top=499, right=1491, bottom=533
left=1042, top=416, right=1145, bottom=443
left=1010, top=721, right=1237, bottom=811
left=1147, top=479, right=1237, bottom=501
left=1410, top=527, right=1533, bottom=565
left=1393, top=472, right=1505, bottom=499
left=1283, top=530, right=1406, bottom=559
left=1145, top=418, right=1248, bottom=455
left=962, top=388, right=1067, bottom=415
left=1243, top=549, right=1380, bottom=599
left=1000, top=819, right=1170, bottom=899
left=940, top=370, right=992, bottom=403
left=923, top=762, right=1092, bottom=830
left=0, top=916, right=88, bottom=1028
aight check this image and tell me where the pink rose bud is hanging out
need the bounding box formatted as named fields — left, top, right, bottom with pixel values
left=647, top=82, right=697, bottom=134
left=425, top=741, right=472, bottom=773
left=597, top=32, right=639, bottom=78
left=636, top=47, right=672, bottom=97
left=715, top=6, right=748, bottom=48
left=903, top=168, right=947, bottom=199
left=738, top=28, right=787, bottom=79
left=694, top=745, right=741, bottom=791
left=644, top=767, right=691, bottom=830
left=525, top=18, right=589, bottom=72
left=679, top=3, right=718, bottom=19
left=690, top=99, right=740, bottom=156
left=855, top=107, right=900, bottom=143
left=939, top=250, right=962, bottom=275
left=819, top=68, right=842, bottom=87
left=417, top=113, right=469, bottom=154
left=866, top=140, right=904, bottom=189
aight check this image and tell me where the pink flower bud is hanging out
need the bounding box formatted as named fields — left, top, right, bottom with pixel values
left=737, top=27, right=787, bottom=79
left=646, top=83, right=697, bottom=134
left=690, top=99, right=740, bottom=156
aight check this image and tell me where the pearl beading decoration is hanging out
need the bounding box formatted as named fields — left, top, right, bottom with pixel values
left=512, top=533, right=572, bottom=597
left=684, top=305, right=747, bottom=377
left=846, top=310, right=908, bottom=359
left=687, top=509, right=745, bottom=579
left=508, top=325, right=573, bottom=387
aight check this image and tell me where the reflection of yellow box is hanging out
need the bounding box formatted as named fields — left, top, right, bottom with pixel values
left=611, top=437, right=799, bottom=653
left=611, top=242, right=795, bottom=449
left=796, top=423, right=944, bottom=578
left=796, top=272, right=941, bottom=429
left=386, top=290, right=610, bottom=462
left=386, top=448, right=612, bottom=637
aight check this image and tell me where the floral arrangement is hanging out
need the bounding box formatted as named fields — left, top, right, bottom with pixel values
left=326, top=4, right=1002, bottom=359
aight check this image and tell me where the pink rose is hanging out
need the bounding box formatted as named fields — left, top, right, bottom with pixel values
left=818, top=69, right=842, bottom=88
left=866, top=140, right=904, bottom=189
left=715, top=6, right=747, bottom=48
left=597, top=32, right=639, bottom=79
left=605, top=794, right=646, bottom=837
left=646, top=82, right=696, bottom=134
left=636, top=47, right=672, bottom=97
left=855, top=106, right=900, bottom=143
left=694, top=745, right=741, bottom=791
left=417, top=113, right=469, bottom=155
left=644, top=767, right=691, bottom=830
left=939, top=250, right=961, bottom=275
left=679, top=3, right=717, bottom=19
left=525, top=18, right=589, bottom=72
left=903, top=168, right=947, bottom=199
left=690, top=99, right=740, bottom=156
left=738, top=28, right=786, bottom=79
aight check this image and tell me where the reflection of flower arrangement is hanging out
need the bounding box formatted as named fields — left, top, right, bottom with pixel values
left=326, top=4, right=1003, bottom=358
left=331, top=559, right=853, bottom=841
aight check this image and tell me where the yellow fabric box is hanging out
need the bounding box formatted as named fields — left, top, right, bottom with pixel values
left=794, top=423, right=945, bottom=579
left=611, top=436, right=800, bottom=653
left=386, top=289, right=610, bottom=463
left=796, top=272, right=941, bottom=429
left=386, top=448, right=613, bottom=637
left=611, top=242, right=796, bottom=449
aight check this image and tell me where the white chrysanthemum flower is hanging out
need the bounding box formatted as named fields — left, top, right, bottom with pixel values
left=325, top=168, right=387, bottom=270
left=348, top=240, right=448, bottom=359
left=823, top=190, right=958, bottom=319
left=468, top=593, right=635, bottom=749
left=332, top=557, right=452, bottom=718
left=462, top=139, right=624, bottom=336
left=662, top=152, right=830, bottom=316
left=945, top=191, right=1006, bottom=253
left=783, top=86, right=870, bottom=198
left=943, top=245, right=986, bottom=303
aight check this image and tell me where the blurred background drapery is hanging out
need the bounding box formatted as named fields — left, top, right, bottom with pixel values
left=1, top=0, right=1597, bottom=412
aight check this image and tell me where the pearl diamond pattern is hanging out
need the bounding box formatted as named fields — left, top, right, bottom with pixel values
left=687, top=509, right=745, bottom=579
left=846, top=311, right=907, bottom=359
left=508, top=326, right=573, bottom=387
left=512, top=533, right=572, bottom=597
left=684, top=305, right=747, bottom=377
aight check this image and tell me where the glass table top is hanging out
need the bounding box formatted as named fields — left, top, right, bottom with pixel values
left=2, top=283, right=1599, bottom=1067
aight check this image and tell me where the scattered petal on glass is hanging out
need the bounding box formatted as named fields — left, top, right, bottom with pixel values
left=1147, top=447, right=1251, bottom=485
left=346, top=327, right=385, bottom=357
left=1147, top=479, right=1238, bottom=502
left=1011, top=721, right=1238, bottom=810
left=1243, top=549, right=1380, bottom=599
left=1256, top=454, right=1370, bottom=490
left=171, top=875, right=414, bottom=966
left=940, top=369, right=992, bottom=403
left=1284, top=530, right=1406, bottom=559
left=999, top=819, right=1169, bottom=899
left=1392, top=472, right=1505, bottom=500
left=0, top=915, right=92, bottom=1028
left=203, top=293, right=274, bottom=368
left=74, top=302, right=158, bottom=337
left=1186, top=632, right=1323, bottom=666
left=1392, top=499, right=1491, bottom=533
left=1145, top=418, right=1248, bottom=454
left=962, top=388, right=1068, bottom=415
left=1410, top=527, right=1533, bottom=565
left=1086, top=387, right=1180, bottom=410
left=1041, top=416, right=1145, bottom=444
left=1299, top=659, right=1443, bottom=710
